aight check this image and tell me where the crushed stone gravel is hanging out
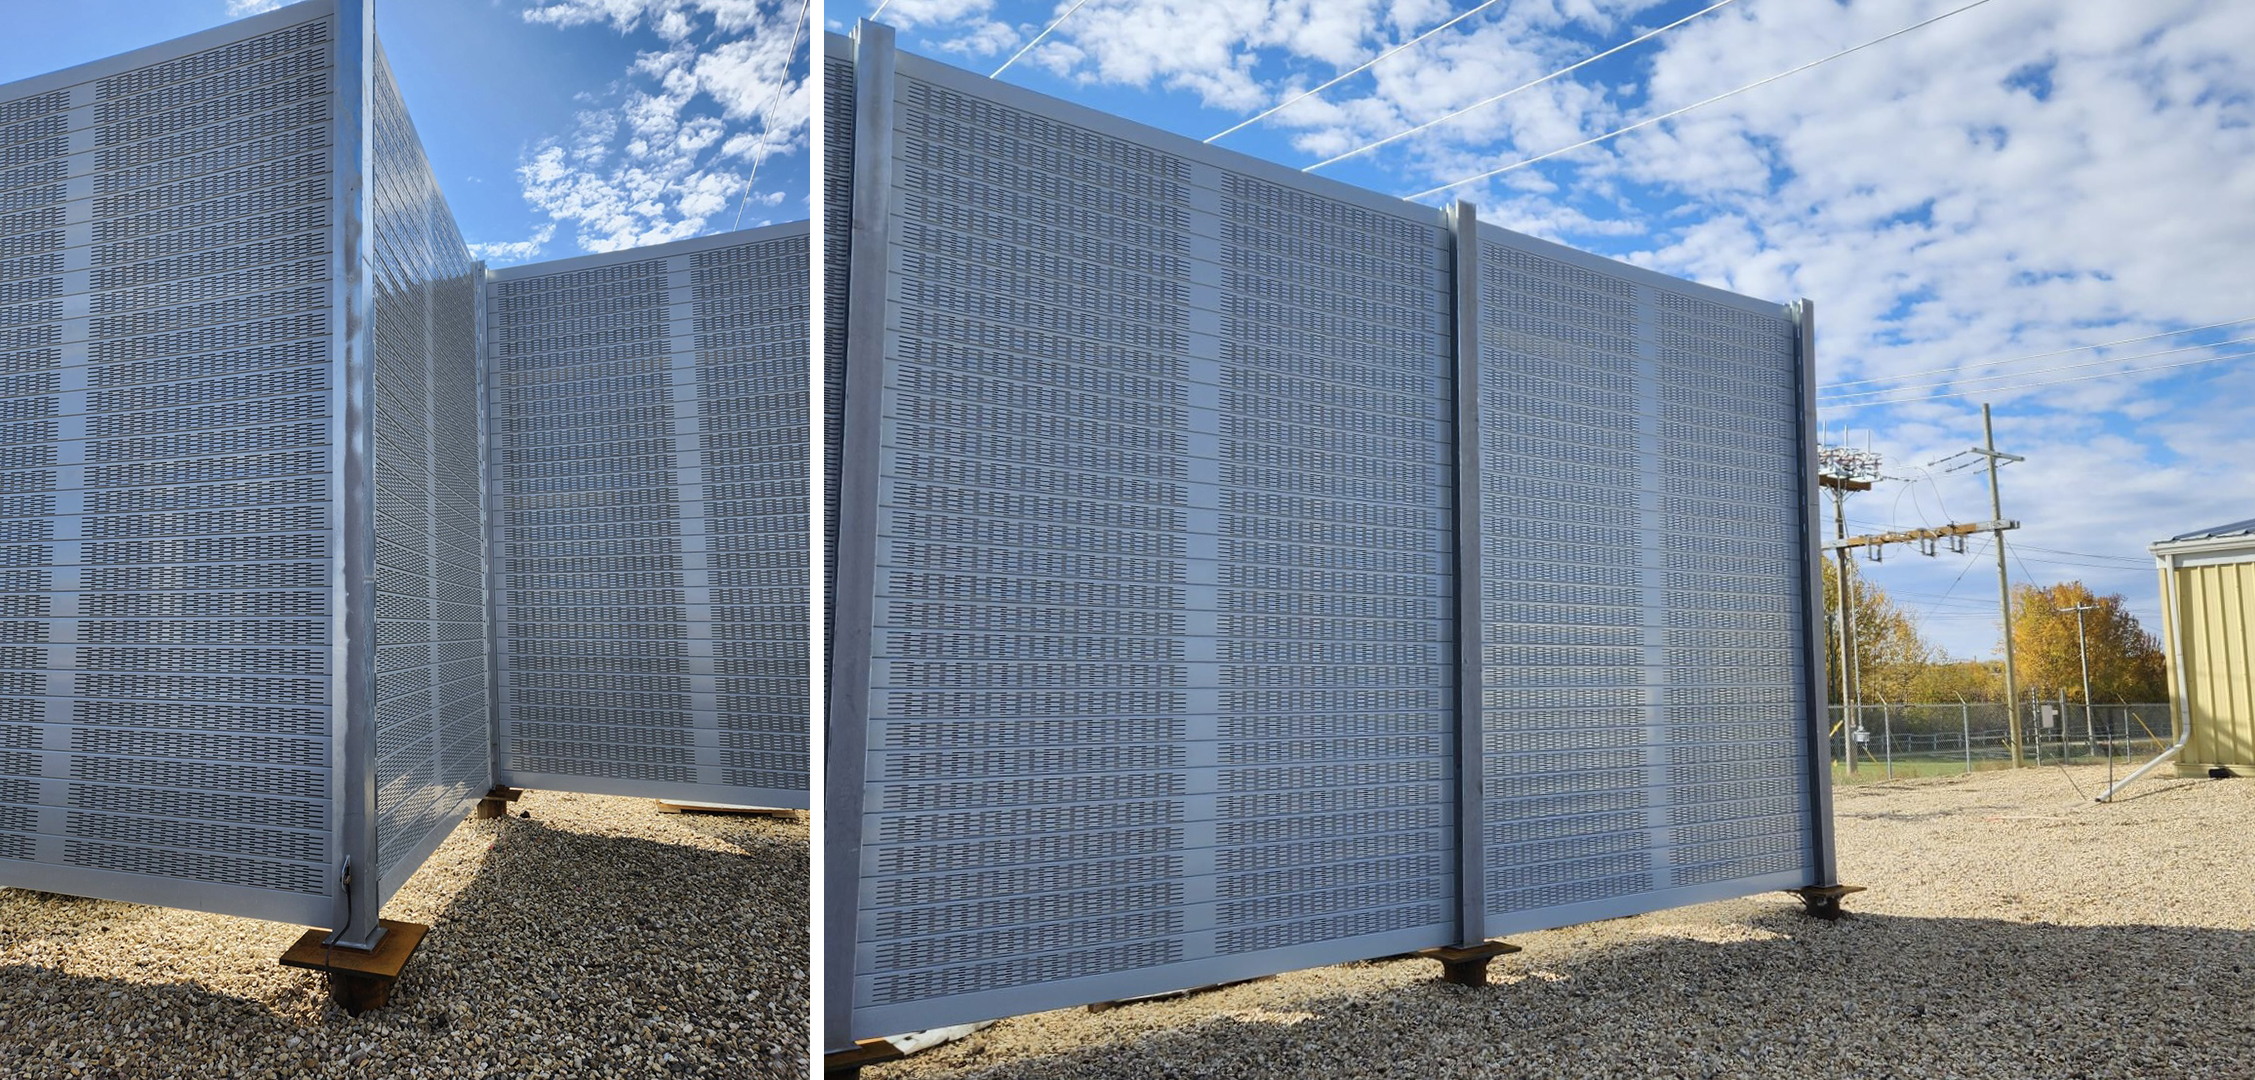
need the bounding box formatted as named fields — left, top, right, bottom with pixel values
left=0, top=791, right=808, bottom=1079
left=868, top=765, right=2255, bottom=1080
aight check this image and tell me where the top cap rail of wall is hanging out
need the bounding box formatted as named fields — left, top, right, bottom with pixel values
left=483, top=220, right=810, bottom=283
left=0, top=0, right=339, bottom=106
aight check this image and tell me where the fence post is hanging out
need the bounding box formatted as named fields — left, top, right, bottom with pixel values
left=1955, top=694, right=1970, bottom=773
left=1879, top=696, right=1894, bottom=780
left=2031, top=691, right=2042, bottom=765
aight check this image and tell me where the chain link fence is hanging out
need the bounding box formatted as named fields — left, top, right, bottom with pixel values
left=1826, top=702, right=2176, bottom=781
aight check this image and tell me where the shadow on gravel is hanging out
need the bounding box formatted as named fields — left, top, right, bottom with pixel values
left=870, top=909, right=2255, bottom=1080
left=0, top=803, right=810, bottom=1079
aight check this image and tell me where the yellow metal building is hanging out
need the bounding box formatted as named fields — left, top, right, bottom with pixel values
left=2152, top=519, right=2255, bottom=775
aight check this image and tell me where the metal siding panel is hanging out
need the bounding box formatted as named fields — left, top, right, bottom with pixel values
left=840, top=33, right=1826, bottom=1044
left=0, top=4, right=341, bottom=926
left=364, top=40, right=487, bottom=908
left=2216, top=562, right=2255, bottom=766
left=1472, top=225, right=1815, bottom=928
left=821, top=30, right=866, bottom=1052
left=484, top=225, right=809, bottom=808
left=849, top=50, right=1457, bottom=1037
left=822, top=43, right=853, bottom=675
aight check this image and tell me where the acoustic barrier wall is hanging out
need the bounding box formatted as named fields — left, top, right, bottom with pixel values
left=485, top=226, right=811, bottom=808
left=825, top=24, right=1834, bottom=1043
left=0, top=1, right=810, bottom=946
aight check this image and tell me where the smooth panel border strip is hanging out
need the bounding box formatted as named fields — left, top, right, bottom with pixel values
left=329, top=0, right=382, bottom=949
left=1791, top=298, right=1837, bottom=885
left=823, top=19, right=894, bottom=1054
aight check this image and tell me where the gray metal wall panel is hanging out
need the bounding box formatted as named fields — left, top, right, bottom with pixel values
left=837, top=32, right=1829, bottom=1043
left=485, top=225, right=809, bottom=808
left=365, top=40, right=486, bottom=906
left=0, top=5, right=342, bottom=927
left=1471, top=227, right=1816, bottom=929
left=822, top=42, right=852, bottom=671
left=849, top=50, right=1459, bottom=1037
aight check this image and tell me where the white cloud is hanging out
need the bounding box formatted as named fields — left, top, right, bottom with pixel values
left=468, top=223, right=558, bottom=264
left=867, top=0, right=2255, bottom=657
left=510, top=0, right=810, bottom=250
left=226, top=0, right=287, bottom=15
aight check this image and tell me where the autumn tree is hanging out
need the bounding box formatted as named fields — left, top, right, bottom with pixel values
left=1900, top=658, right=2004, bottom=703
left=1820, top=559, right=1936, bottom=705
left=2006, top=581, right=2168, bottom=703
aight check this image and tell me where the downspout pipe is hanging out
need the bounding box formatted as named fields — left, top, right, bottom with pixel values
left=2097, top=550, right=2191, bottom=802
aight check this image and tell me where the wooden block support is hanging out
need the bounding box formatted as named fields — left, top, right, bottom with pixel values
left=1418, top=940, right=1521, bottom=987
left=824, top=1039, right=904, bottom=1076
left=654, top=800, right=800, bottom=818
left=473, top=786, right=525, bottom=820
left=278, top=919, right=430, bottom=1015
left=1788, top=883, right=1867, bottom=921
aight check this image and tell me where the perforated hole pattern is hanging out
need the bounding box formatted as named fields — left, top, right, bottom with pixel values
left=488, top=226, right=809, bottom=800
left=0, top=16, right=339, bottom=897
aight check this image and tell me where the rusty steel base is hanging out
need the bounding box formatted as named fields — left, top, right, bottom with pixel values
left=1788, top=884, right=1867, bottom=920
left=278, top=919, right=430, bottom=1015
left=1418, top=940, right=1522, bottom=986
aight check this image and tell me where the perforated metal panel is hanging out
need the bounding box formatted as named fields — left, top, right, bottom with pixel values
left=365, top=41, right=486, bottom=905
left=830, top=25, right=1831, bottom=1044
left=0, top=4, right=343, bottom=926
left=485, top=225, right=809, bottom=808
left=1472, top=227, right=1818, bottom=930
left=823, top=48, right=853, bottom=670
left=835, top=35, right=1460, bottom=1039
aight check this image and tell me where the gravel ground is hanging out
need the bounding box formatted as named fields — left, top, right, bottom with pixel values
left=0, top=791, right=808, bottom=1079
left=869, top=765, right=2255, bottom=1079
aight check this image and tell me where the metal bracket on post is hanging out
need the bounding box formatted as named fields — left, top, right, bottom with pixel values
left=1417, top=940, right=1521, bottom=987
left=282, top=855, right=425, bottom=1014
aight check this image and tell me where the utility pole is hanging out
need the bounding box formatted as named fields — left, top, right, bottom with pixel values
left=1980, top=406, right=2024, bottom=767
left=1818, top=446, right=1879, bottom=774
left=2062, top=602, right=2099, bottom=756
left=1833, top=483, right=1859, bottom=775
left=1935, top=405, right=2025, bottom=766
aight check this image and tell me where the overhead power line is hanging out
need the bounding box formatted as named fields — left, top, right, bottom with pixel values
left=993, top=0, right=1095, bottom=77
left=1209, top=0, right=1510, bottom=143
left=1309, top=0, right=1738, bottom=172
left=2017, top=544, right=2147, bottom=565
left=1402, top=0, right=2002, bottom=201
left=1819, top=345, right=2255, bottom=411
left=1820, top=333, right=2255, bottom=403
left=1824, top=314, right=2255, bottom=390
left=730, top=0, right=811, bottom=233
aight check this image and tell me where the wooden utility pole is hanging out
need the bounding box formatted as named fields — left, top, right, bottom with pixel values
left=1822, top=475, right=1867, bottom=773
left=1979, top=405, right=2024, bottom=766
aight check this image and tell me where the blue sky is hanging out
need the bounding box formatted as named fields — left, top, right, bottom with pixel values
left=0, top=0, right=810, bottom=264
left=843, top=0, right=2255, bottom=668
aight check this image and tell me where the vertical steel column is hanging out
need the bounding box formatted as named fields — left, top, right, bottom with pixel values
left=823, top=18, right=895, bottom=1051
left=1791, top=299, right=1839, bottom=885
left=329, top=0, right=386, bottom=950
left=1444, top=201, right=1487, bottom=945
left=477, top=262, right=504, bottom=788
